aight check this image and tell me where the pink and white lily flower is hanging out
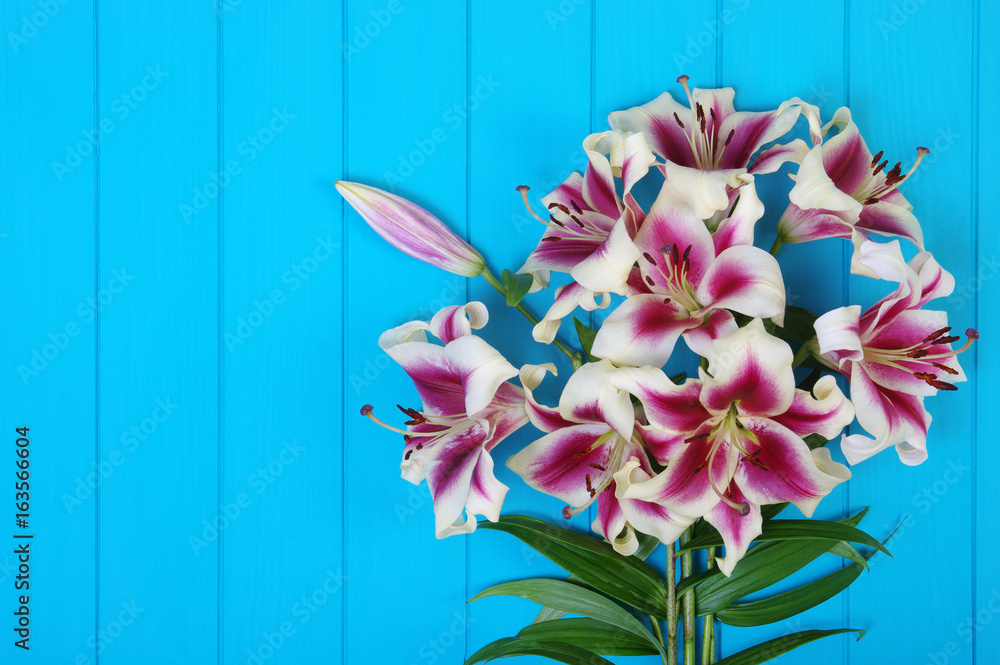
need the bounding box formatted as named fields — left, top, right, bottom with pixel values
left=616, top=320, right=854, bottom=575
left=591, top=179, right=785, bottom=368
left=814, top=240, right=976, bottom=465
left=507, top=361, right=695, bottom=555
left=363, top=302, right=528, bottom=538
left=337, top=180, right=486, bottom=277
left=607, top=76, right=802, bottom=219
left=776, top=107, right=928, bottom=250
left=515, top=130, right=653, bottom=294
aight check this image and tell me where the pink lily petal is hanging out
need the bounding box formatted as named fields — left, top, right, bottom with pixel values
left=337, top=181, right=485, bottom=277
left=705, top=483, right=762, bottom=577
left=590, top=294, right=699, bottom=368
left=661, top=162, right=746, bottom=219
left=694, top=245, right=786, bottom=323
left=621, top=421, right=733, bottom=520
left=430, top=302, right=489, bottom=344
left=635, top=183, right=717, bottom=287
left=716, top=106, right=802, bottom=170
left=608, top=91, right=696, bottom=166
left=776, top=203, right=854, bottom=245
left=558, top=360, right=636, bottom=439
left=594, top=481, right=627, bottom=547
left=463, top=450, right=510, bottom=527
left=614, top=459, right=695, bottom=546
left=570, top=219, right=642, bottom=295
left=863, top=309, right=959, bottom=395
left=910, top=251, right=955, bottom=306
left=846, top=362, right=930, bottom=465
left=815, top=115, right=874, bottom=196
left=532, top=282, right=610, bottom=345
left=636, top=424, right=691, bottom=467
left=789, top=145, right=863, bottom=214
left=750, top=138, right=810, bottom=174
left=583, top=147, right=624, bottom=220
left=814, top=305, right=865, bottom=370
left=770, top=375, right=855, bottom=440
left=712, top=176, right=765, bottom=253
left=421, top=418, right=495, bottom=537
left=681, top=310, right=739, bottom=366
left=518, top=364, right=575, bottom=434
left=611, top=368, right=711, bottom=435
left=855, top=199, right=923, bottom=249
left=506, top=423, right=616, bottom=508
left=444, top=336, right=521, bottom=415
left=702, top=319, right=795, bottom=417
left=380, top=342, right=469, bottom=417
left=734, top=416, right=849, bottom=518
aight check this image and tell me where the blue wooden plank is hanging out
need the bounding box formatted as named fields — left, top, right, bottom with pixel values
left=847, top=2, right=976, bottom=664
left=343, top=2, right=471, bottom=663
left=466, top=1, right=596, bottom=659
left=718, top=2, right=849, bottom=662
left=0, top=1, right=97, bottom=661
left=220, top=3, right=344, bottom=664
left=975, top=0, right=998, bottom=662
left=96, top=2, right=218, bottom=662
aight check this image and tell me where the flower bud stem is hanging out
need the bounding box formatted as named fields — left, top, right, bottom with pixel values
left=680, top=528, right=696, bottom=665
left=666, top=542, right=678, bottom=664
left=702, top=546, right=716, bottom=664
left=480, top=266, right=582, bottom=365
left=770, top=236, right=784, bottom=257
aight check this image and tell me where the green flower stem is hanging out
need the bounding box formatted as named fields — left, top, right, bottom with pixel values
left=480, top=267, right=582, bottom=367
left=666, top=542, right=678, bottom=665
left=792, top=339, right=815, bottom=369
left=680, top=529, right=696, bottom=665
left=702, top=547, right=716, bottom=665
left=650, top=613, right=670, bottom=665
left=769, top=236, right=784, bottom=257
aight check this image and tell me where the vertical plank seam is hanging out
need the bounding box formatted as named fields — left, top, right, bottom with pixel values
left=464, top=0, right=472, bottom=659
left=93, top=0, right=101, bottom=662
left=842, top=2, right=851, bottom=663
left=340, top=2, right=349, bottom=662
left=971, top=1, right=980, bottom=662
left=216, top=2, right=225, bottom=663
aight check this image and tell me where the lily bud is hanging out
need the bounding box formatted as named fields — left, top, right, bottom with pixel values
left=336, top=180, right=486, bottom=277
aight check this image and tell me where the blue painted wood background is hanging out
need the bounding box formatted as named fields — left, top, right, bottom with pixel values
left=1, top=1, right=995, bottom=663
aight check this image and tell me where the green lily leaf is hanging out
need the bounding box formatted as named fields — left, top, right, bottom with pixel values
left=479, top=516, right=668, bottom=618
left=465, top=637, right=617, bottom=665
left=716, top=545, right=878, bottom=626
left=677, top=513, right=887, bottom=557
left=572, top=316, right=598, bottom=362
left=687, top=510, right=870, bottom=615
left=501, top=268, right=534, bottom=307
left=532, top=533, right=660, bottom=625
left=517, top=618, right=660, bottom=656
left=469, top=578, right=657, bottom=646
left=714, top=628, right=864, bottom=665
left=774, top=306, right=819, bottom=344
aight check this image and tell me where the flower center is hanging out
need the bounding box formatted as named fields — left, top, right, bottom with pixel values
left=849, top=146, right=929, bottom=205
left=674, top=75, right=734, bottom=170
left=641, top=243, right=702, bottom=313
left=360, top=404, right=471, bottom=458
left=689, top=406, right=753, bottom=516
left=516, top=185, right=609, bottom=242
left=863, top=326, right=978, bottom=391
left=562, top=429, right=635, bottom=518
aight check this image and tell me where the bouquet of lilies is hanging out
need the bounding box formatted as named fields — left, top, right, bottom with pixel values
left=338, top=76, right=977, bottom=664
